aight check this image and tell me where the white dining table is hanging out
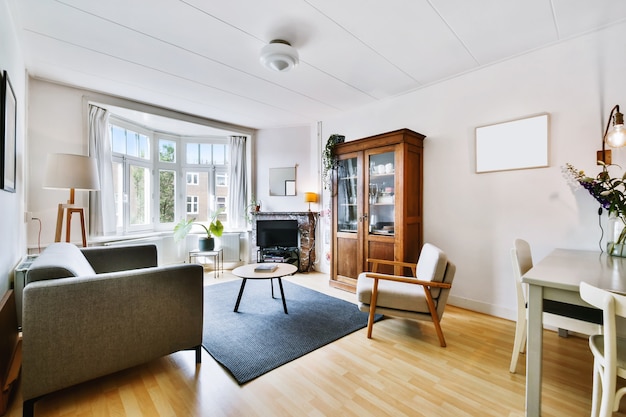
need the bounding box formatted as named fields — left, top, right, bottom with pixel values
left=521, top=248, right=626, bottom=416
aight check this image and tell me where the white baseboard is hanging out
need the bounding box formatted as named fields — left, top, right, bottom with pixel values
left=448, top=295, right=516, bottom=322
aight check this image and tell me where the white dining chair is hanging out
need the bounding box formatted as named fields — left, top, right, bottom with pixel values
left=509, top=238, right=601, bottom=373
left=580, top=282, right=626, bottom=417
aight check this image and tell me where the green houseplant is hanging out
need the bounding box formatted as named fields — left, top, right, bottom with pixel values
left=174, top=208, right=225, bottom=251
left=244, top=194, right=260, bottom=224
left=322, top=134, right=345, bottom=190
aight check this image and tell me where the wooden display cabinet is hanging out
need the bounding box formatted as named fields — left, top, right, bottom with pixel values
left=330, top=128, right=425, bottom=292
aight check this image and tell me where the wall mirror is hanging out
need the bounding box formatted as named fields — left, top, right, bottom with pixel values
left=475, top=113, right=549, bottom=173
left=269, top=167, right=296, bottom=196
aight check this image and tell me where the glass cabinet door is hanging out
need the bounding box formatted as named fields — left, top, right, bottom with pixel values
left=367, top=151, right=395, bottom=235
left=337, top=157, right=358, bottom=233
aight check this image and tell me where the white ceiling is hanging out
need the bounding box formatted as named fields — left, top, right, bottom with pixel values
left=8, top=0, right=626, bottom=131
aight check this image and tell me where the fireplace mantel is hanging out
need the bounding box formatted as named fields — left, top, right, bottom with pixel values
left=250, top=211, right=318, bottom=272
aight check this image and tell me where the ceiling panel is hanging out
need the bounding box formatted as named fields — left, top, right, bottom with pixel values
left=9, top=0, right=626, bottom=129
left=430, top=0, right=559, bottom=64
left=306, top=0, right=478, bottom=85
left=552, top=0, right=626, bottom=38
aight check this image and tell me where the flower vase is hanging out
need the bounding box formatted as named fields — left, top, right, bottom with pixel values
left=607, top=212, right=626, bottom=257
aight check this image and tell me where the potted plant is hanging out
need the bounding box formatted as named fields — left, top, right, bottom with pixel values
left=322, top=134, right=345, bottom=190
left=564, top=162, right=626, bottom=256
left=244, top=195, right=260, bottom=224
left=174, top=208, right=225, bottom=251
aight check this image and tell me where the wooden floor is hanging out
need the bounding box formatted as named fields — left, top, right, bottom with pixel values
left=5, top=271, right=625, bottom=417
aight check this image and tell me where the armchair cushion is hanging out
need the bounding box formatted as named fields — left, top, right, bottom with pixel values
left=357, top=278, right=430, bottom=313
left=416, top=244, right=448, bottom=283
left=26, top=243, right=95, bottom=284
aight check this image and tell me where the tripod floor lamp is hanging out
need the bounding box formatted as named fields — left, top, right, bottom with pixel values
left=44, top=153, right=100, bottom=247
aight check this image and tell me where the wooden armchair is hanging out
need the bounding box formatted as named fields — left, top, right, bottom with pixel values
left=356, top=243, right=456, bottom=347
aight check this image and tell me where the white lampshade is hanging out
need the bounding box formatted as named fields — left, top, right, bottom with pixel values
left=43, top=153, right=100, bottom=191
left=260, top=40, right=299, bottom=72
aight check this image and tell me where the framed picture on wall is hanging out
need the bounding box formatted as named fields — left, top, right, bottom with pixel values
left=1, top=70, right=16, bottom=193
left=475, top=113, right=549, bottom=174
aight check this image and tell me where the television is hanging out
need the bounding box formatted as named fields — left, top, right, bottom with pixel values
left=256, top=220, right=298, bottom=248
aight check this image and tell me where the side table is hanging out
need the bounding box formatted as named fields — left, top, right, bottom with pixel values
left=188, top=248, right=223, bottom=278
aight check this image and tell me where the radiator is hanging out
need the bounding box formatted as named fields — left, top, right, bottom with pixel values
left=220, top=233, right=241, bottom=262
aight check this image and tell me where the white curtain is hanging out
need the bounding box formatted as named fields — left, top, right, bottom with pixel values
left=88, top=105, right=116, bottom=236
left=228, top=136, right=247, bottom=229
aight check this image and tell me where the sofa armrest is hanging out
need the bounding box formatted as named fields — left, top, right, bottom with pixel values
left=81, top=244, right=158, bottom=273
left=21, top=263, right=203, bottom=401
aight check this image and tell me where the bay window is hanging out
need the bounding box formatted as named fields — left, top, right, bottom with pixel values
left=109, top=117, right=230, bottom=235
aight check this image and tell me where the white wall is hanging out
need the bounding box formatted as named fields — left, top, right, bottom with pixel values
left=318, top=21, right=626, bottom=320
left=26, top=79, right=89, bottom=247
left=0, top=0, right=26, bottom=295
left=227, top=125, right=323, bottom=269
left=254, top=125, right=319, bottom=213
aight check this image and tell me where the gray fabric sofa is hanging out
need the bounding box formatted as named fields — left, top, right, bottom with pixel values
left=21, top=243, right=204, bottom=417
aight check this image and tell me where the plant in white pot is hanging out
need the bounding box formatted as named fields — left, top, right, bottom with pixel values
left=174, top=208, right=224, bottom=251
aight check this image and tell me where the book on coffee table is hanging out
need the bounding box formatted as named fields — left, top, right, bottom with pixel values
left=254, top=263, right=278, bottom=272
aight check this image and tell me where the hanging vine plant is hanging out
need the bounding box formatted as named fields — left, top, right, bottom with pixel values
left=322, top=134, right=345, bottom=190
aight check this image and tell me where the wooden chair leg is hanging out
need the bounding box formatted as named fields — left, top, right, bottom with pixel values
left=367, top=279, right=379, bottom=339
left=424, top=288, right=447, bottom=347
left=431, top=315, right=447, bottom=347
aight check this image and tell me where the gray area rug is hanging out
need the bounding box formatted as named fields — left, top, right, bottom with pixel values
left=202, top=279, right=381, bottom=384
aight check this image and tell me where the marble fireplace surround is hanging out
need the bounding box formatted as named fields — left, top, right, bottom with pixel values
left=250, top=212, right=318, bottom=272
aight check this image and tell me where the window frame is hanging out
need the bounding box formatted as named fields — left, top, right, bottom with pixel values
left=109, top=116, right=232, bottom=235
left=110, top=118, right=154, bottom=234
left=186, top=196, right=199, bottom=214
left=180, top=136, right=229, bottom=225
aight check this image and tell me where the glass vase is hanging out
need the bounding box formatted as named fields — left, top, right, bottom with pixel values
left=607, top=212, right=626, bottom=257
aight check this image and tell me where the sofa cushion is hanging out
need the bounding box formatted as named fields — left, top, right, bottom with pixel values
left=26, top=243, right=96, bottom=284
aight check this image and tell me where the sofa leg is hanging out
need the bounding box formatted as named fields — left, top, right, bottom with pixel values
left=23, top=398, right=36, bottom=417
left=195, top=345, right=202, bottom=364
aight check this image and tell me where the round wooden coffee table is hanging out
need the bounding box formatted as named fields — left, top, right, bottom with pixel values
left=231, top=263, right=298, bottom=314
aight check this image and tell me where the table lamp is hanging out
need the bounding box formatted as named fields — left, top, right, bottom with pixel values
left=43, top=153, right=100, bottom=247
left=304, top=192, right=318, bottom=211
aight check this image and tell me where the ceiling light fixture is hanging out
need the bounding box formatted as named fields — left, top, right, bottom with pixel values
left=260, top=40, right=299, bottom=72
left=598, top=104, right=626, bottom=164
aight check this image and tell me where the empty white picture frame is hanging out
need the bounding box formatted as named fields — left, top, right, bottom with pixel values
left=269, top=167, right=296, bottom=196
left=475, top=113, right=549, bottom=173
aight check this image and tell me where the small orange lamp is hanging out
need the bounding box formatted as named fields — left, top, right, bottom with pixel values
left=304, top=192, right=318, bottom=211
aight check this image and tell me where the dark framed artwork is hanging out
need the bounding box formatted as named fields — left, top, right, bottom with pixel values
left=1, top=70, right=16, bottom=192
